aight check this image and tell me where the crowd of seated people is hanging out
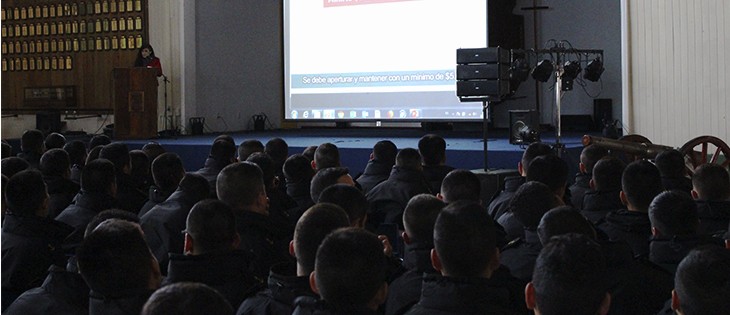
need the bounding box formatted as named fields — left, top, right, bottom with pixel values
left=1, top=130, right=729, bottom=315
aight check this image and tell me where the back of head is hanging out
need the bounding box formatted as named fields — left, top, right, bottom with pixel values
left=21, top=129, right=44, bottom=153
left=674, top=246, right=730, bottom=315
left=395, top=148, right=422, bottom=171
left=209, top=139, right=236, bottom=163
left=655, top=149, right=687, bottom=178
left=302, top=146, right=317, bottom=161
left=142, top=142, right=166, bottom=162
left=6, top=170, right=47, bottom=217
left=77, top=219, right=157, bottom=298
left=293, top=203, right=350, bottom=274
left=532, top=233, right=608, bottom=315
left=216, top=162, right=264, bottom=212
left=81, top=159, right=116, bottom=194
left=246, top=152, right=275, bottom=188
left=152, top=153, right=185, bottom=192
left=403, top=194, right=445, bottom=245
left=142, top=282, right=233, bottom=315
left=510, top=181, right=562, bottom=230
left=592, top=157, right=626, bottom=191
left=186, top=199, right=237, bottom=254
left=283, top=153, right=314, bottom=183
left=440, top=169, right=481, bottom=203
left=315, top=227, right=387, bottom=311
left=537, top=206, right=596, bottom=245
left=648, top=190, right=699, bottom=237
left=318, top=184, right=368, bottom=226
left=214, top=134, right=235, bottom=146
left=526, top=155, right=569, bottom=196
left=99, top=142, right=130, bottom=172
left=1, top=157, right=31, bottom=178
left=314, top=143, right=340, bottom=170
left=40, top=148, right=71, bottom=178
left=622, top=160, right=663, bottom=212
left=64, top=140, right=88, bottom=167
left=129, top=150, right=150, bottom=178
left=2, top=141, right=11, bottom=158
left=177, top=173, right=211, bottom=202
left=433, top=201, right=497, bottom=278
left=88, top=134, right=111, bottom=150
left=44, top=132, right=66, bottom=150
left=580, top=145, right=609, bottom=174
left=373, top=140, right=397, bottom=165
left=521, top=142, right=555, bottom=174
left=418, top=134, right=446, bottom=166
left=265, top=138, right=289, bottom=164
left=85, top=208, right=141, bottom=237
left=691, top=163, right=730, bottom=200
left=238, top=139, right=264, bottom=161
left=310, top=167, right=350, bottom=203
left=86, top=146, right=103, bottom=165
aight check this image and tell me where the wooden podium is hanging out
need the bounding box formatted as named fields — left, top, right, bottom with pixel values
left=112, top=68, right=159, bottom=139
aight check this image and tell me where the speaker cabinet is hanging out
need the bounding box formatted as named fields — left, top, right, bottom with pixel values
left=509, top=109, right=539, bottom=144
left=593, top=99, right=613, bottom=131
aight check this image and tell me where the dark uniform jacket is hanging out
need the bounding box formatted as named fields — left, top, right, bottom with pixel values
left=366, top=167, right=432, bottom=230
left=292, top=297, right=381, bottom=315
left=195, top=157, right=231, bottom=197
left=569, top=172, right=591, bottom=210
left=236, top=210, right=295, bottom=281
left=661, top=175, right=692, bottom=195
left=285, top=178, right=314, bottom=221
left=422, top=164, right=455, bottom=194
left=237, top=263, right=316, bottom=315
left=137, top=186, right=174, bottom=218
left=649, top=235, right=724, bottom=275
left=356, top=159, right=393, bottom=195
left=267, top=188, right=298, bottom=239
left=17, top=151, right=42, bottom=169
left=3, top=266, right=89, bottom=315
left=88, top=290, right=154, bottom=315
left=498, top=229, right=542, bottom=282
left=596, top=208, right=652, bottom=258
left=114, top=172, right=148, bottom=214
left=580, top=189, right=623, bottom=225
left=487, top=176, right=525, bottom=221
left=385, top=243, right=437, bottom=315
left=55, top=190, right=116, bottom=235
left=696, top=200, right=730, bottom=235
left=44, top=175, right=81, bottom=219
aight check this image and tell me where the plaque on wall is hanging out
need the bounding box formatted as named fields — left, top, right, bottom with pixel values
left=9, top=59, right=14, bottom=71
left=42, top=5, right=49, bottom=18
left=22, top=58, right=28, bottom=71
left=79, top=2, right=86, bottom=15
left=66, top=56, right=72, bottom=69
left=58, top=58, right=65, bottom=70
left=15, top=58, right=21, bottom=70
left=95, top=1, right=101, bottom=14
left=57, top=21, right=64, bottom=34
left=80, top=20, right=86, bottom=33
left=2, top=59, right=7, bottom=72
left=80, top=39, right=86, bottom=51
left=35, top=6, right=41, bottom=18
left=65, top=21, right=71, bottom=34
left=72, top=21, right=78, bottom=33
left=2, top=42, right=6, bottom=54
left=50, top=23, right=56, bottom=35
left=126, top=0, right=133, bottom=12
left=119, top=18, right=126, bottom=31
left=1, top=9, right=5, bottom=20
left=14, top=24, right=20, bottom=36
left=22, top=24, right=27, bottom=36
left=111, top=0, right=117, bottom=13
left=73, top=39, right=79, bottom=51
left=65, top=39, right=72, bottom=51
left=21, top=7, right=27, bottom=19
left=126, top=17, right=133, bottom=30
left=135, top=16, right=142, bottom=30
left=50, top=40, right=57, bottom=52
left=35, top=23, right=41, bottom=35
left=2, top=25, right=6, bottom=37
left=95, top=37, right=102, bottom=49
left=135, top=34, right=142, bottom=48
left=120, top=35, right=126, bottom=49
left=129, top=91, right=144, bottom=112
left=56, top=4, right=63, bottom=17
left=112, top=36, right=118, bottom=49
left=86, top=2, right=93, bottom=16
left=28, top=24, right=35, bottom=36
left=111, top=18, right=117, bottom=31
left=72, top=3, right=79, bottom=16
left=7, top=42, right=14, bottom=54
left=103, top=18, right=109, bottom=32
left=51, top=57, right=58, bottom=70
left=36, top=57, right=42, bottom=69
left=29, top=40, right=35, bottom=53
left=118, top=0, right=125, bottom=12
left=29, top=58, right=35, bottom=70
left=103, top=36, right=110, bottom=50
left=102, top=0, right=109, bottom=13
left=95, top=19, right=101, bottom=32
left=43, top=57, right=50, bottom=70
left=135, top=0, right=142, bottom=11
left=14, top=8, right=19, bottom=19
left=127, top=35, right=134, bottom=49
left=49, top=5, right=56, bottom=17
left=28, top=6, right=34, bottom=18
left=22, top=41, right=28, bottom=53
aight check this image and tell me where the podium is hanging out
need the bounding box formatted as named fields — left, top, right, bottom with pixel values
left=112, top=68, right=158, bottom=139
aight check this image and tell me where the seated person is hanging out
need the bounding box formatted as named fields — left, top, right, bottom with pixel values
left=17, top=129, right=44, bottom=169
left=318, top=184, right=369, bottom=228
left=195, top=139, right=237, bottom=197
left=142, top=282, right=233, bottom=315
left=138, top=153, right=185, bottom=217
left=63, top=140, right=87, bottom=184
left=265, top=137, right=290, bottom=195
left=525, top=154, right=570, bottom=203
left=56, top=159, right=117, bottom=235
left=247, top=152, right=298, bottom=236
left=691, top=163, right=730, bottom=235
left=283, top=154, right=316, bottom=221
left=655, top=149, right=693, bottom=194
left=43, top=132, right=66, bottom=150
left=99, top=143, right=148, bottom=213
left=1, top=157, right=30, bottom=178
left=39, top=149, right=80, bottom=218
left=311, top=143, right=341, bottom=171
left=239, top=139, right=264, bottom=162
left=357, top=140, right=397, bottom=195
left=417, top=134, right=455, bottom=194
left=670, top=247, right=730, bottom=314
left=309, top=167, right=355, bottom=204
left=129, top=150, right=152, bottom=193
left=569, top=145, right=609, bottom=209
left=438, top=169, right=482, bottom=204
left=580, top=157, right=625, bottom=224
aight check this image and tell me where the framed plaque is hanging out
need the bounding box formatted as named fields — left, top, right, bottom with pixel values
left=120, top=35, right=127, bottom=49
left=80, top=20, right=86, bottom=33
left=2, top=59, right=7, bottom=72
left=129, top=91, right=145, bottom=112
left=50, top=23, right=56, bottom=35
left=119, top=18, right=126, bottom=31
left=102, top=0, right=109, bottom=13
left=95, top=19, right=101, bottom=32
left=72, top=3, right=79, bottom=16
left=64, top=4, right=71, bottom=16
left=28, top=6, right=34, bottom=18
left=111, top=18, right=117, bottom=31
left=65, top=21, right=71, bottom=34
left=72, top=21, right=78, bottom=33
left=57, top=57, right=64, bottom=70
left=21, top=24, right=27, bottom=36
left=22, top=41, right=28, bottom=53
left=22, top=58, right=28, bottom=71
left=111, top=0, right=117, bottom=13
left=103, top=18, right=109, bottom=32
left=9, top=59, right=14, bottom=71
left=43, top=57, right=50, bottom=70
left=21, top=7, right=27, bottom=19
left=119, top=0, right=126, bottom=12
left=126, top=17, right=133, bottom=30
left=56, top=4, right=63, bottom=17
left=86, top=2, right=93, bottom=16
left=50, top=40, right=57, bottom=52
left=127, top=1, right=133, bottom=12
left=95, top=1, right=101, bottom=14
left=51, top=57, right=58, bottom=70
left=35, top=6, right=41, bottom=18
left=14, top=8, right=19, bottom=19
left=29, top=58, right=35, bottom=70
left=29, top=40, right=35, bottom=53
left=88, top=37, right=95, bottom=51
left=49, top=5, right=56, bottom=17
left=79, top=2, right=86, bottom=15
left=80, top=39, right=87, bottom=51
left=35, top=23, right=41, bottom=35
left=28, top=24, right=34, bottom=36
left=1, top=42, right=6, bottom=54
left=73, top=39, right=79, bottom=51
left=135, top=34, right=142, bottom=48
left=127, top=35, right=134, bottom=48
left=42, top=5, right=49, bottom=18
left=66, top=56, right=72, bottom=69
left=135, top=0, right=142, bottom=11
left=57, top=21, right=64, bottom=34
left=1, top=9, right=5, bottom=20
left=2, top=25, right=6, bottom=37
left=103, top=36, right=110, bottom=50
left=14, top=24, right=20, bottom=36
left=135, top=17, right=142, bottom=30
left=7, top=42, right=14, bottom=54
left=95, top=37, right=102, bottom=49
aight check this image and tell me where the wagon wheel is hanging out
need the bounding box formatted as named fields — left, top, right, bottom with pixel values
left=679, top=135, right=730, bottom=175
left=613, top=134, right=653, bottom=163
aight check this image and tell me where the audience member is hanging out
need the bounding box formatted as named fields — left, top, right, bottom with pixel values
left=247, top=152, right=298, bottom=235
left=39, top=149, right=80, bottom=218
left=63, top=140, right=87, bottom=184
left=215, top=134, right=236, bottom=146
left=55, top=159, right=117, bottom=235
left=44, top=132, right=66, bottom=150
left=312, top=142, right=341, bottom=171
left=129, top=149, right=152, bottom=192
left=85, top=146, right=103, bottom=165
left=1, top=174, right=7, bottom=223
left=309, top=166, right=355, bottom=204
left=525, top=155, right=570, bottom=202
left=141, top=142, right=166, bottom=163
left=655, top=149, right=693, bottom=194
left=17, top=129, right=45, bottom=168
left=283, top=154, right=316, bottom=219
left=319, top=184, right=369, bottom=228
left=536, top=206, right=597, bottom=245
left=239, top=139, right=265, bottom=162
left=1, top=157, right=30, bottom=178
left=2, top=140, right=12, bottom=158
left=265, top=137, right=289, bottom=194
left=142, top=282, right=233, bottom=315
left=438, top=169, right=481, bottom=204
left=357, top=140, right=398, bottom=194
left=417, top=134, right=455, bottom=194
left=139, top=153, right=185, bottom=217
left=301, top=145, right=317, bottom=162
left=99, top=143, right=148, bottom=213
left=569, top=145, right=609, bottom=209
left=196, top=139, right=237, bottom=197
left=87, top=134, right=111, bottom=151
left=691, top=163, right=730, bottom=235
left=670, top=247, right=730, bottom=315
left=580, top=157, right=626, bottom=224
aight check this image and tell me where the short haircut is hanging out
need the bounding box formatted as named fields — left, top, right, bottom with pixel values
left=129, top=150, right=150, bottom=179
left=293, top=203, right=350, bottom=274
left=185, top=199, right=237, bottom=253
left=21, top=129, right=44, bottom=153
left=532, top=234, right=609, bottom=315
left=238, top=139, right=264, bottom=161
left=44, top=132, right=66, bottom=150
left=246, top=152, right=275, bottom=187
left=591, top=157, right=626, bottom=191
left=88, top=134, right=112, bottom=150
left=39, top=148, right=71, bottom=177
left=5, top=170, right=47, bottom=217
left=2, top=141, right=11, bottom=158
left=99, top=142, right=130, bottom=172
left=1, top=157, right=30, bottom=178
left=580, top=145, right=609, bottom=174
left=315, top=228, right=387, bottom=311
left=521, top=142, right=555, bottom=174
left=373, top=140, right=397, bottom=165
left=177, top=173, right=211, bottom=202
left=209, top=139, right=237, bottom=162
left=302, top=145, right=317, bottom=161
left=433, top=201, right=497, bottom=277
left=674, top=247, right=730, bottom=315
left=142, top=282, right=233, bottom=315
left=509, top=181, right=561, bottom=230
left=403, top=194, right=445, bottom=244
left=395, top=148, right=422, bottom=171
left=76, top=219, right=155, bottom=298
left=86, top=146, right=103, bottom=165
left=526, top=155, right=569, bottom=195
left=63, top=140, right=88, bottom=167
left=692, top=163, right=730, bottom=200
left=314, top=143, right=340, bottom=170
left=648, top=190, right=699, bottom=237
left=418, top=134, right=447, bottom=166
left=264, top=138, right=289, bottom=164
left=214, top=134, right=235, bottom=146
left=655, top=149, right=687, bottom=178
left=318, top=184, right=368, bottom=225
left=283, top=154, right=314, bottom=183
left=440, top=169, right=481, bottom=203
left=310, top=167, right=350, bottom=203
left=81, top=159, right=116, bottom=194
left=537, top=206, right=596, bottom=245
left=152, top=153, right=185, bottom=191
left=216, top=162, right=264, bottom=212
left=85, top=209, right=141, bottom=237
left=622, top=160, right=663, bottom=212
left=142, top=142, right=166, bottom=163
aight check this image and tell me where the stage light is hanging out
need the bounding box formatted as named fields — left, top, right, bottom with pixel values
left=531, top=59, right=553, bottom=82
left=509, top=58, right=531, bottom=82
left=560, top=60, right=582, bottom=91
left=583, top=57, right=604, bottom=82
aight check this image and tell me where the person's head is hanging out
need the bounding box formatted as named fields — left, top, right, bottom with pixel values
left=21, top=129, right=45, bottom=153
left=537, top=206, right=596, bottom=245
left=309, top=167, right=354, bottom=203
left=439, top=169, right=481, bottom=203
left=265, top=138, right=289, bottom=165
left=672, top=246, right=730, bottom=315
left=655, top=149, right=688, bottom=178
left=99, top=142, right=131, bottom=174
left=591, top=157, right=626, bottom=191
left=579, top=145, right=609, bottom=174
left=418, top=134, right=447, bottom=166
left=311, top=227, right=388, bottom=312
left=138, top=43, right=156, bottom=59
left=44, top=132, right=66, bottom=150
left=216, top=162, right=267, bottom=214
left=313, top=143, right=340, bottom=170
left=527, top=233, right=610, bottom=315
left=372, top=140, right=397, bottom=165
left=395, top=148, right=423, bottom=171
left=1, top=157, right=30, bottom=178
left=81, top=159, right=117, bottom=196
left=142, top=282, right=233, bottom=315
left=5, top=170, right=48, bottom=217
left=291, top=203, right=350, bottom=276
left=318, top=184, right=368, bottom=227
left=302, top=145, right=317, bottom=161
left=1, top=174, right=8, bottom=219
left=84, top=209, right=141, bottom=237
left=214, top=134, right=235, bottom=146
left=209, top=139, right=237, bottom=165
left=648, top=190, right=699, bottom=238
left=238, top=139, right=264, bottom=162
left=283, top=153, right=315, bottom=184
left=129, top=149, right=150, bottom=181
left=519, top=142, right=555, bottom=176
left=621, top=160, right=663, bottom=212
left=177, top=173, right=211, bottom=202
left=402, top=194, right=445, bottom=245
left=246, top=152, right=277, bottom=190
left=152, top=153, right=185, bottom=192
left=526, top=155, right=569, bottom=198
left=691, top=163, right=730, bottom=201
left=39, top=148, right=71, bottom=178
left=509, top=181, right=563, bottom=231
left=1, top=141, right=11, bottom=158
left=432, top=201, right=499, bottom=278
left=63, top=140, right=88, bottom=167
left=184, top=199, right=239, bottom=255
left=86, top=146, right=103, bottom=165
left=77, top=219, right=161, bottom=298
left=142, top=142, right=166, bottom=163
left=88, top=134, right=111, bottom=150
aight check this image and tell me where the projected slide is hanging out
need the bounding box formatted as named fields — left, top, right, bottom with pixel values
left=284, top=0, right=487, bottom=121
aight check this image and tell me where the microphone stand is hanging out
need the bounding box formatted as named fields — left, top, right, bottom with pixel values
left=159, top=74, right=177, bottom=138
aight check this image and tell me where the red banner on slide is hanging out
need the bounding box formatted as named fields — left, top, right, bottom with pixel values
left=323, top=0, right=413, bottom=8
